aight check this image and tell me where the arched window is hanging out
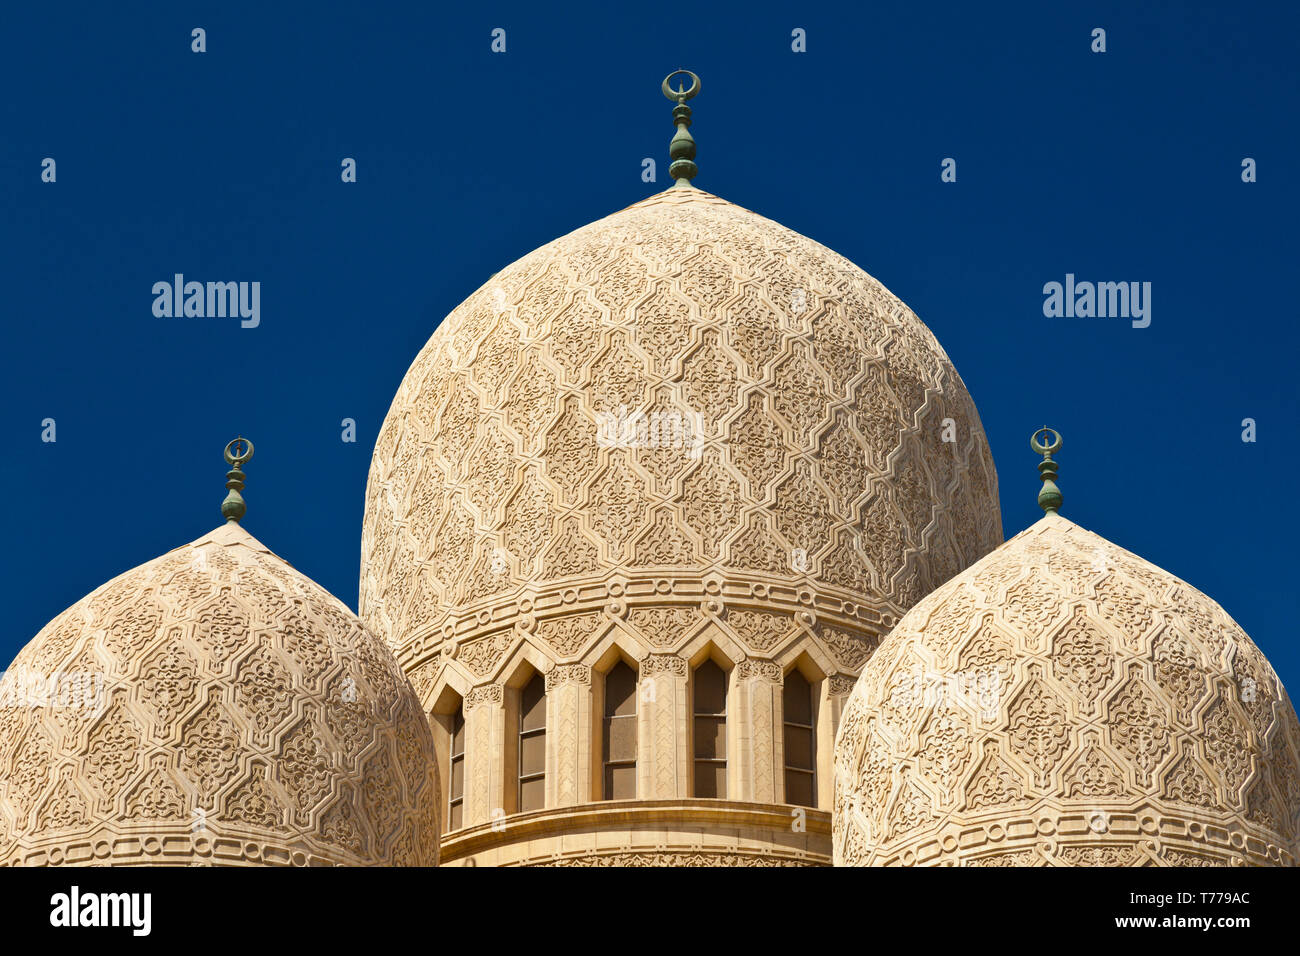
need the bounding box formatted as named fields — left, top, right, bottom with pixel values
left=693, top=659, right=728, bottom=798
left=448, top=704, right=466, bottom=828
left=518, top=672, right=546, bottom=812
left=602, top=661, right=638, bottom=800
left=783, top=670, right=816, bottom=807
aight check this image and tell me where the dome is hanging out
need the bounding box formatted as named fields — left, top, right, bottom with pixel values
left=832, top=510, right=1300, bottom=867
left=0, top=520, right=441, bottom=866
left=361, top=183, right=1002, bottom=673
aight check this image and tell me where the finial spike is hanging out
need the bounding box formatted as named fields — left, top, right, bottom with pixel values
left=662, top=69, right=700, bottom=186
left=222, top=436, right=254, bottom=523
left=1029, top=427, right=1063, bottom=515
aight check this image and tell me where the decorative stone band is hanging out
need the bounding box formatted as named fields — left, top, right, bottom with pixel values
left=640, top=654, right=688, bottom=679
left=440, top=798, right=833, bottom=867
left=534, top=849, right=818, bottom=867
left=545, top=663, right=591, bottom=690
left=411, top=597, right=881, bottom=701
left=839, top=804, right=1295, bottom=868
left=393, top=574, right=894, bottom=677
left=465, top=684, right=503, bottom=711
left=5, top=826, right=388, bottom=868
left=736, top=659, right=782, bottom=683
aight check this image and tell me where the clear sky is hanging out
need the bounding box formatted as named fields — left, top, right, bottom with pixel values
left=3, top=1, right=1297, bottom=693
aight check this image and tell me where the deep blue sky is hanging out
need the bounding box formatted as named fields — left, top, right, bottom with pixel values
left=3, top=2, right=1297, bottom=692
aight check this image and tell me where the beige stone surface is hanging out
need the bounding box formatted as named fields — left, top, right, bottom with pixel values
left=833, top=513, right=1300, bottom=867
left=362, top=185, right=1001, bottom=660
left=440, top=799, right=829, bottom=866
left=361, top=183, right=1002, bottom=863
left=0, top=522, right=440, bottom=866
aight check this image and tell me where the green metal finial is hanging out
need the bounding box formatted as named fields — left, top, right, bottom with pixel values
left=662, top=69, right=700, bottom=187
left=221, top=436, right=254, bottom=523
left=1030, top=427, right=1063, bottom=515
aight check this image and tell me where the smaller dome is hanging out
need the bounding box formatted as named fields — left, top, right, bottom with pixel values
left=0, top=521, right=440, bottom=866
left=833, top=512, right=1300, bottom=867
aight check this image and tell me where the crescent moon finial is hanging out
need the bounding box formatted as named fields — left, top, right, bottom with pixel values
left=661, top=70, right=700, bottom=187
left=1029, top=427, right=1062, bottom=457
left=221, top=436, right=254, bottom=523
left=661, top=69, right=701, bottom=103
left=224, top=436, right=254, bottom=466
left=1029, top=427, right=1063, bottom=516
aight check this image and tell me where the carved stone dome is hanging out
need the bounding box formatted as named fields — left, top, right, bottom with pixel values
left=361, top=184, right=1002, bottom=677
left=0, top=522, right=440, bottom=867
left=832, top=512, right=1300, bottom=867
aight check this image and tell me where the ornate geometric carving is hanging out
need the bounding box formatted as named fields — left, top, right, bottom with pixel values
left=828, top=675, right=857, bottom=696
left=465, top=684, right=504, bottom=711
left=641, top=655, right=688, bottom=679
left=628, top=605, right=699, bottom=648
left=536, top=613, right=604, bottom=658
left=965, top=741, right=1025, bottom=810
left=0, top=521, right=440, bottom=867
left=458, top=629, right=515, bottom=679
left=1107, top=665, right=1172, bottom=788
left=722, top=607, right=793, bottom=652
left=356, top=183, right=1009, bottom=866
left=545, top=663, right=591, bottom=690
left=834, top=514, right=1300, bottom=868
left=736, top=660, right=782, bottom=683
left=361, top=184, right=1001, bottom=665
left=1006, top=669, right=1072, bottom=787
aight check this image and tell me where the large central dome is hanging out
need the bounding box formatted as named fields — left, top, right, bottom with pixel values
left=361, top=170, right=1003, bottom=865
left=361, top=184, right=1002, bottom=669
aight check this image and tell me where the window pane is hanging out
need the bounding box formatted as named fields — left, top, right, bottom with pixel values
left=606, top=662, right=638, bottom=717
left=694, top=659, right=727, bottom=714
left=694, top=716, right=726, bottom=760
left=783, top=671, right=812, bottom=724
left=520, top=775, right=545, bottom=812
left=605, top=763, right=637, bottom=800
left=449, top=801, right=462, bottom=830
left=602, top=664, right=639, bottom=800
left=520, top=731, right=546, bottom=775
left=695, top=761, right=727, bottom=798
left=693, top=661, right=728, bottom=799
left=520, top=674, right=546, bottom=731
left=450, top=756, right=464, bottom=798
left=785, top=769, right=814, bottom=808
left=451, top=708, right=466, bottom=754
left=605, top=713, right=637, bottom=762
left=785, top=726, right=814, bottom=771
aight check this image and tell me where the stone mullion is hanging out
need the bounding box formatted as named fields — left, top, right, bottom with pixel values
left=826, top=674, right=856, bottom=740
left=824, top=674, right=857, bottom=809
left=463, top=683, right=504, bottom=827
left=639, top=655, right=689, bottom=799
left=545, top=664, right=592, bottom=808
left=735, top=660, right=783, bottom=803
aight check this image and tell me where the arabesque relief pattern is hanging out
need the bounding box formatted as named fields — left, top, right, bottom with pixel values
left=361, top=184, right=1002, bottom=701
left=833, top=514, right=1300, bottom=867
left=0, top=523, right=440, bottom=867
